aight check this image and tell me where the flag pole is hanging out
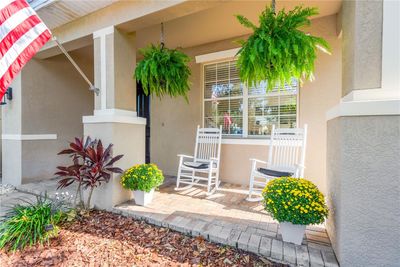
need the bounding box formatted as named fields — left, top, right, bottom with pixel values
left=52, top=36, right=100, bottom=95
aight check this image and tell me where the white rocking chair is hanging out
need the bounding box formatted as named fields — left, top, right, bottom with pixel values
left=247, top=124, right=308, bottom=202
left=175, top=126, right=222, bottom=195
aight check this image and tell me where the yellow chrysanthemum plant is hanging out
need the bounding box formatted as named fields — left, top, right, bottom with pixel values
left=262, top=178, right=328, bottom=225
left=120, top=164, right=164, bottom=193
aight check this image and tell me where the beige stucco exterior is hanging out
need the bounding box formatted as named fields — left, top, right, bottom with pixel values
left=147, top=14, right=341, bottom=193
left=326, top=115, right=400, bottom=266
left=2, top=0, right=341, bottom=195
left=83, top=24, right=146, bottom=209
left=325, top=1, right=400, bottom=266
left=2, top=47, right=94, bottom=184
left=83, top=122, right=145, bottom=209
left=3, top=1, right=400, bottom=266
left=341, top=0, right=383, bottom=96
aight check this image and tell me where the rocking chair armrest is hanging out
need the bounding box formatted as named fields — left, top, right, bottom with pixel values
left=209, top=157, right=219, bottom=162
left=296, top=163, right=306, bottom=169
left=177, top=154, right=194, bottom=159
left=249, top=158, right=267, bottom=165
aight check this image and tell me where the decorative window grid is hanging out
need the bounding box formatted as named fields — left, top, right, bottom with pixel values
left=203, top=59, right=298, bottom=138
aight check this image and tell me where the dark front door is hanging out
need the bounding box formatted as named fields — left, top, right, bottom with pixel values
left=136, top=82, right=150, bottom=163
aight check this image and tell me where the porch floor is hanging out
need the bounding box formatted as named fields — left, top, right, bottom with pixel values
left=2, top=177, right=339, bottom=266
left=115, top=177, right=339, bottom=267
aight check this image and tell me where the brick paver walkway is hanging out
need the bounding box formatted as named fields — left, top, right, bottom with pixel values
left=1, top=178, right=339, bottom=266
left=115, top=177, right=339, bottom=267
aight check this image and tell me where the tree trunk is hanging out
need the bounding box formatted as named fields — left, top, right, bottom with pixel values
left=86, top=187, right=95, bottom=210
left=74, top=182, right=81, bottom=207
left=78, top=182, right=84, bottom=208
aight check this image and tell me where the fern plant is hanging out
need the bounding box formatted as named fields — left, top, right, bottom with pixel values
left=236, top=5, right=330, bottom=90
left=134, top=44, right=191, bottom=100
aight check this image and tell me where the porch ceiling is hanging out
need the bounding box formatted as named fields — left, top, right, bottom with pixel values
left=34, top=0, right=341, bottom=59
left=30, top=0, right=117, bottom=29
left=135, top=0, right=342, bottom=51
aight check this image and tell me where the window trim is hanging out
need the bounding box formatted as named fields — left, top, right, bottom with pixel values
left=200, top=57, right=300, bottom=140
left=195, top=48, right=240, bottom=63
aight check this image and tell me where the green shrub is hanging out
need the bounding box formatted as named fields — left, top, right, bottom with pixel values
left=120, top=163, right=164, bottom=192
left=262, top=177, right=328, bottom=225
left=0, top=195, right=71, bottom=251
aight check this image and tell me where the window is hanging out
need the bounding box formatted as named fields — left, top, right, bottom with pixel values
left=203, top=60, right=298, bottom=137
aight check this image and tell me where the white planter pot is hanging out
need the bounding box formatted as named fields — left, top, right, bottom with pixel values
left=133, top=188, right=155, bottom=206
left=279, top=222, right=306, bottom=245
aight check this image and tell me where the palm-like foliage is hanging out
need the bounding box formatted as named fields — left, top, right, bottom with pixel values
left=55, top=137, right=123, bottom=210
left=134, top=44, right=191, bottom=101
left=236, top=5, right=330, bottom=90
left=81, top=140, right=123, bottom=209
left=56, top=137, right=95, bottom=207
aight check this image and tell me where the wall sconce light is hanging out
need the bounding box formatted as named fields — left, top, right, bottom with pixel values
left=0, top=87, right=13, bottom=105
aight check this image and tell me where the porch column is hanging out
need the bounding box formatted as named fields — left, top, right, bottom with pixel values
left=83, top=26, right=146, bottom=209
left=2, top=75, right=22, bottom=185
left=326, top=0, right=400, bottom=266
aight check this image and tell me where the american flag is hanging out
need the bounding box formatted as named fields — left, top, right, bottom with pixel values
left=0, top=0, right=51, bottom=99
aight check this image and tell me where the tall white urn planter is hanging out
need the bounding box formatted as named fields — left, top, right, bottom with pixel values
left=133, top=188, right=155, bottom=206
left=280, top=222, right=306, bottom=245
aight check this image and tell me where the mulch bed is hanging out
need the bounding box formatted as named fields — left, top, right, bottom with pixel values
left=0, top=210, right=287, bottom=266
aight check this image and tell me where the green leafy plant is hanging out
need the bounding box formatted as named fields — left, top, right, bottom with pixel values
left=120, top=163, right=164, bottom=192
left=56, top=137, right=124, bottom=210
left=0, top=195, right=71, bottom=251
left=56, top=137, right=95, bottom=208
left=134, top=44, right=191, bottom=100
left=262, top=177, right=328, bottom=225
left=236, top=5, right=330, bottom=90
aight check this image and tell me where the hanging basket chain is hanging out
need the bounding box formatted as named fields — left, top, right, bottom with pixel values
left=160, top=22, right=165, bottom=49
left=135, top=21, right=192, bottom=100
left=271, top=0, right=276, bottom=14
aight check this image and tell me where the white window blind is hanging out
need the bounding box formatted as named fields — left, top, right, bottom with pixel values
left=203, top=59, right=298, bottom=137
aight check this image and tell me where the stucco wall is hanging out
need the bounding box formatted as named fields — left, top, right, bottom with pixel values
left=326, top=115, right=400, bottom=266
left=341, top=0, right=383, bottom=96
left=83, top=122, right=145, bottom=209
left=148, top=14, right=341, bottom=193
left=19, top=46, right=94, bottom=183
left=2, top=75, right=22, bottom=135
left=298, top=14, right=342, bottom=192
left=2, top=75, right=23, bottom=185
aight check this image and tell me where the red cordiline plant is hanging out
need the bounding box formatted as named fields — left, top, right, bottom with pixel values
left=56, top=137, right=95, bottom=207
left=55, top=137, right=123, bottom=210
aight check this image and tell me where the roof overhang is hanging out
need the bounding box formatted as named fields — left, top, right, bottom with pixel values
left=28, top=0, right=55, bottom=10
left=29, top=0, right=117, bottom=29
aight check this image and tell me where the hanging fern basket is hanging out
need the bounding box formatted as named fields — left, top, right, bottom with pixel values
left=134, top=44, right=191, bottom=100
left=236, top=5, right=331, bottom=90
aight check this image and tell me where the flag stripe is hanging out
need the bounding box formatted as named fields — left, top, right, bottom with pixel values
left=0, top=0, right=51, bottom=98
left=0, top=0, right=30, bottom=25
left=0, top=7, right=37, bottom=44
left=0, top=0, right=15, bottom=14
left=0, top=22, right=49, bottom=77
left=0, top=15, right=41, bottom=57
left=0, top=30, right=51, bottom=94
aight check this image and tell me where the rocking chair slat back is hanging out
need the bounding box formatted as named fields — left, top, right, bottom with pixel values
left=194, top=126, right=222, bottom=162
left=268, top=125, right=308, bottom=176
